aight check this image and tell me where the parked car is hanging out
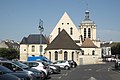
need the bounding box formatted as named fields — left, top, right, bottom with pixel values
left=0, top=57, right=9, bottom=61
left=114, top=61, right=120, bottom=69
left=42, top=61, right=61, bottom=74
left=28, top=55, right=52, bottom=64
left=12, top=61, right=44, bottom=80
left=22, top=61, right=50, bottom=79
left=0, top=61, right=42, bottom=80
left=68, top=60, right=77, bottom=68
left=0, top=65, right=33, bottom=80
left=53, top=60, right=70, bottom=70
left=0, top=73, right=20, bottom=80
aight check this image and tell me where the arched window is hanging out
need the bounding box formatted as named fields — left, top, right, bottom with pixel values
left=32, top=46, right=35, bottom=52
left=88, top=28, right=91, bottom=38
left=72, top=52, right=74, bottom=60
left=55, top=51, right=58, bottom=60
left=70, top=27, right=73, bottom=35
left=82, top=50, right=84, bottom=55
left=58, top=28, right=61, bottom=34
left=84, top=28, right=86, bottom=40
left=49, top=52, right=51, bottom=60
left=64, top=51, right=68, bottom=60
left=92, top=50, right=95, bottom=55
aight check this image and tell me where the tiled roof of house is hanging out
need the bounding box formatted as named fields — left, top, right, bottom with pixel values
left=20, top=34, right=48, bottom=44
left=45, top=29, right=80, bottom=50
left=81, top=38, right=98, bottom=48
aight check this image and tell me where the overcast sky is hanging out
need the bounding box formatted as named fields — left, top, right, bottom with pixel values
left=0, top=0, right=120, bottom=42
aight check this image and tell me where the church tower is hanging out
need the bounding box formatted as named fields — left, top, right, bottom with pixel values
left=79, top=10, right=96, bottom=41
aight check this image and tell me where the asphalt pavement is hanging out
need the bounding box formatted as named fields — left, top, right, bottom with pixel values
left=47, top=62, right=120, bottom=80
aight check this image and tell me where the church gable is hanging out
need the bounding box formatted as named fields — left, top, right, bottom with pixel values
left=50, top=12, right=80, bottom=43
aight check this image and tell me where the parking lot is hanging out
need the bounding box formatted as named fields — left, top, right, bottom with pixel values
left=47, top=62, right=120, bottom=80
left=48, top=67, right=77, bottom=80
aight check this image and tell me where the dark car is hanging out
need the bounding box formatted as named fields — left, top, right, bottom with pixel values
left=0, top=61, right=42, bottom=80
left=41, top=61, right=61, bottom=74
left=114, top=61, right=120, bottom=69
left=0, top=73, right=20, bottom=80
left=12, top=61, right=45, bottom=80
left=49, top=64, right=61, bottom=74
left=68, top=60, right=77, bottom=68
left=0, top=57, right=8, bottom=61
left=0, top=65, right=33, bottom=80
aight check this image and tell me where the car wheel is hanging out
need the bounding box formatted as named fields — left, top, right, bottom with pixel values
left=64, top=66, right=69, bottom=70
left=41, top=71, right=46, bottom=80
left=49, top=68, right=54, bottom=74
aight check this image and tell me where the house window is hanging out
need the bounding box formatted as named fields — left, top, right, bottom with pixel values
left=49, top=52, right=51, bottom=60
left=62, top=23, right=64, bottom=25
left=32, top=46, right=35, bottom=52
left=40, top=45, right=43, bottom=53
left=72, top=52, right=74, bottom=60
left=55, top=51, right=58, bottom=60
left=64, top=51, right=68, bottom=60
left=92, top=50, right=95, bottom=55
left=70, top=27, right=73, bottom=35
left=88, top=28, right=91, bottom=38
left=58, top=28, right=61, bottom=34
left=67, top=23, right=69, bottom=25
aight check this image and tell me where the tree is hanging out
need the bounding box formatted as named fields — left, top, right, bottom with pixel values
left=0, top=48, right=19, bottom=60
left=111, top=42, right=120, bottom=55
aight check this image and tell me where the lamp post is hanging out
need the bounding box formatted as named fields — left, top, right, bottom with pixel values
left=38, top=19, right=44, bottom=56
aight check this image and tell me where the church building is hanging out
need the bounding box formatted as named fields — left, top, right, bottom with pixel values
left=20, top=10, right=102, bottom=65
left=45, top=10, right=102, bottom=65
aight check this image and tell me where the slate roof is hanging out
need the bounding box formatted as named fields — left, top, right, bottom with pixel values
left=20, top=34, right=47, bottom=44
left=81, top=38, right=98, bottom=48
left=45, top=29, right=80, bottom=50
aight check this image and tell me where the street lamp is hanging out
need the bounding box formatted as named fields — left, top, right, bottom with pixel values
left=38, top=19, right=44, bottom=56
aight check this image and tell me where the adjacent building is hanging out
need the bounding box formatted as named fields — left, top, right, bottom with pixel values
left=20, top=34, right=48, bottom=61
left=101, top=41, right=112, bottom=58
left=0, top=39, right=19, bottom=50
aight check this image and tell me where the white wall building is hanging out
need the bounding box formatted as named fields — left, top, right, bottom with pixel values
left=20, top=34, right=47, bottom=61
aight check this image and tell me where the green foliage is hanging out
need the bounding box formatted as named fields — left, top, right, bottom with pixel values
left=111, top=42, right=120, bottom=55
left=0, top=48, right=19, bottom=60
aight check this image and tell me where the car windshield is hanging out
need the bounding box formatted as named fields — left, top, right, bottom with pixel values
left=0, top=65, right=13, bottom=73
left=13, top=61, right=29, bottom=69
